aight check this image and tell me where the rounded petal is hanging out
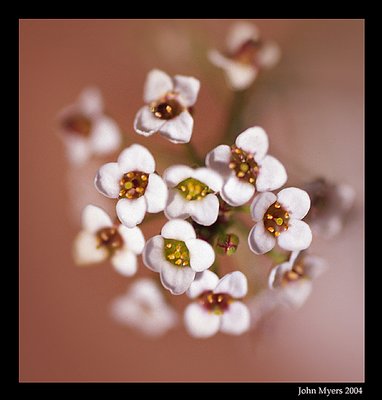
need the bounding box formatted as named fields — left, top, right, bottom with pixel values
left=142, top=235, right=167, bottom=273
left=281, top=280, right=313, bottom=309
left=159, top=111, right=193, bottom=144
left=214, top=271, right=248, bottom=298
left=226, top=22, right=259, bottom=53
left=277, top=187, right=311, bottom=220
left=164, top=190, right=190, bottom=220
left=184, top=303, right=220, bottom=338
left=161, top=219, right=196, bottom=241
left=91, top=116, right=121, bottom=155
left=277, top=219, right=313, bottom=251
left=248, top=222, right=276, bottom=255
left=144, top=173, right=168, bottom=213
left=256, top=155, right=287, bottom=192
left=235, top=126, right=269, bottom=161
left=143, top=69, right=173, bottom=104
left=94, top=162, right=121, bottom=198
left=250, top=191, right=277, bottom=222
left=64, top=136, right=91, bottom=166
left=111, top=248, right=137, bottom=277
left=268, top=261, right=292, bottom=289
left=78, top=87, right=103, bottom=116
left=192, top=168, right=223, bottom=193
left=221, top=175, right=255, bottom=207
left=160, top=263, right=196, bottom=295
left=117, top=225, right=145, bottom=255
left=205, top=144, right=231, bottom=177
left=186, top=270, right=220, bottom=299
left=117, top=144, right=156, bottom=174
left=73, top=231, right=108, bottom=266
left=116, top=197, right=147, bottom=228
left=188, top=194, right=220, bottom=226
left=257, top=40, right=281, bottom=69
left=303, top=255, right=328, bottom=280
left=163, top=165, right=194, bottom=187
left=81, top=204, right=112, bottom=234
left=133, top=106, right=166, bottom=137
left=335, top=183, right=356, bottom=212
left=220, top=301, right=250, bottom=335
left=185, top=238, right=215, bottom=272
left=173, top=75, right=200, bottom=107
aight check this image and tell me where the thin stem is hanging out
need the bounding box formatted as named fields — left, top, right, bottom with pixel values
left=184, top=142, right=203, bottom=166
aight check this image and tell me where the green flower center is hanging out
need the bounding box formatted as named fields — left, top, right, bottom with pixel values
left=263, top=201, right=290, bottom=237
left=176, top=178, right=213, bottom=201
left=198, top=291, right=233, bottom=315
left=119, top=171, right=149, bottom=199
left=164, top=238, right=190, bottom=267
left=229, top=145, right=259, bottom=185
left=96, top=226, right=124, bottom=255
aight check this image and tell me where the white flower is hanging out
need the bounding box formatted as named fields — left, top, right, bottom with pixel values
left=163, top=165, right=223, bottom=226
left=57, top=87, right=121, bottom=165
left=142, top=219, right=215, bottom=295
left=73, top=204, right=145, bottom=276
left=111, top=278, right=178, bottom=337
left=184, top=270, right=250, bottom=338
left=206, top=126, right=287, bottom=207
left=248, top=187, right=312, bottom=254
left=208, top=22, right=281, bottom=90
left=268, top=250, right=328, bottom=309
left=134, top=69, right=200, bottom=144
left=94, top=144, right=168, bottom=228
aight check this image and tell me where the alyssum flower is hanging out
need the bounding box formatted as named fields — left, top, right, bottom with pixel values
left=206, top=126, right=287, bottom=207
left=134, top=69, right=200, bottom=144
left=57, top=87, right=121, bottom=165
left=94, top=144, right=168, bottom=228
left=208, top=21, right=281, bottom=91
left=163, top=165, right=223, bottom=226
left=184, top=270, right=250, bottom=338
left=143, top=219, right=215, bottom=295
left=73, top=204, right=145, bottom=276
left=248, top=187, right=312, bottom=254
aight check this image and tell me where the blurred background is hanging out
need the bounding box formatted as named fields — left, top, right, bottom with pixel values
left=19, top=19, right=364, bottom=382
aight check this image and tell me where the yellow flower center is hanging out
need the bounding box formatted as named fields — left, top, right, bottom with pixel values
left=263, top=201, right=290, bottom=237
left=119, top=171, right=149, bottom=199
left=164, top=239, right=190, bottom=267
left=176, top=177, right=213, bottom=201
left=229, top=145, right=259, bottom=185
left=281, top=262, right=305, bottom=287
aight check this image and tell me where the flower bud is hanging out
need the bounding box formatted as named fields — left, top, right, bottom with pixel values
left=215, top=233, right=239, bottom=256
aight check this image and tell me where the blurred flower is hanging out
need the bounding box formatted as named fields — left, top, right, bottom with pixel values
left=248, top=187, right=312, bottom=254
left=163, top=165, right=223, bottom=226
left=57, top=87, right=121, bottom=165
left=303, top=178, right=356, bottom=239
left=143, top=219, right=215, bottom=295
left=94, top=144, right=168, bottom=228
left=184, top=270, right=250, bottom=338
left=134, top=69, right=200, bottom=144
left=268, top=250, right=328, bottom=308
left=208, top=21, right=281, bottom=90
left=111, top=278, right=178, bottom=337
left=73, top=204, right=145, bottom=276
left=206, top=126, right=287, bottom=206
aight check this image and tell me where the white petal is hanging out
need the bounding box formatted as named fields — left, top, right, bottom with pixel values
left=117, top=144, right=156, bottom=174
left=281, top=280, right=313, bottom=309
left=163, top=165, right=195, bottom=187
left=268, top=262, right=292, bottom=289
left=220, top=302, right=250, bottom=335
left=142, top=235, right=166, bottom=273
left=160, top=263, right=196, bottom=295
left=205, top=144, right=231, bottom=177
left=117, top=225, right=145, bottom=255
left=159, top=111, right=194, bottom=144
left=73, top=231, right=108, bottom=265
left=144, top=173, right=168, bottom=213
left=116, top=197, right=147, bottom=228
left=192, top=168, right=223, bottom=193
left=78, top=87, right=103, bottom=116
left=188, top=194, right=220, bottom=226
left=143, top=69, right=173, bottom=104
left=221, top=175, right=255, bottom=207
left=173, top=75, right=200, bottom=107
left=248, top=222, right=276, bottom=255
left=185, top=238, right=215, bottom=272
left=277, top=219, right=313, bottom=251
left=313, top=216, right=343, bottom=239
left=161, top=219, right=196, bottom=241
left=81, top=204, right=113, bottom=233
left=214, top=271, right=248, bottom=298
left=164, top=190, right=190, bottom=220
left=187, top=270, right=220, bottom=299
left=133, top=106, right=166, bottom=137
left=257, top=40, right=281, bottom=69
left=277, top=187, right=311, bottom=220
left=303, top=255, right=328, bottom=280
left=111, top=248, right=137, bottom=277
left=235, top=126, right=269, bottom=161
left=128, top=278, right=165, bottom=305
left=226, top=22, right=259, bottom=52
left=90, top=116, right=121, bottom=155
left=184, top=303, right=220, bottom=338
left=256, top=155, right=287, bottom=192
left=94, top=162, right=121, bottom=198
left=250, top=191, right=277, bottom=222
left=335, top=183, right=356, bottom=212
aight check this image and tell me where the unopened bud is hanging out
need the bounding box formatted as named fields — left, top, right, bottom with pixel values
left=215, top=233, right=239, bottom=256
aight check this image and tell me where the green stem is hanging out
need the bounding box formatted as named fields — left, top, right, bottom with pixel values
left=184, top=142, right=203, bottom=166
left=266, top=248, right=290, bottom=264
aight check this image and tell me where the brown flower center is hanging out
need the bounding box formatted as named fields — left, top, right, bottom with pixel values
left=119, top=171, right=149, bottom=199
left=264, top=201, right=290, bottom=237
left=281, top=262, right=305, bottom=287
left=198, top=291, right=233, bottom=315
left=62, top=114, right=92, bottom=137
left=229, top=145, right=259, bottom=185
left=230, top=39, right=263, bottom=67
left=96, top=226, right=124, bottom=255
left=150, top=93, right=184, bottom=120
